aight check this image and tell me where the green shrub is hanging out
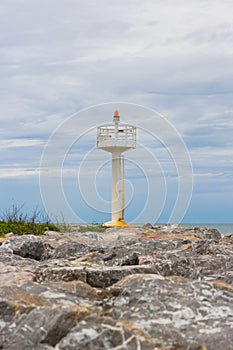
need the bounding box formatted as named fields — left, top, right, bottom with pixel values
left=0, top=205, right=60, bottom=237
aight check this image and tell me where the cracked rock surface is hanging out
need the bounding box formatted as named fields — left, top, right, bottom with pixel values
left=0, top=225, right=233, bottom=349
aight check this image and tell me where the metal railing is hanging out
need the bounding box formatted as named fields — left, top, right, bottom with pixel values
left=97, top=125, right=136, bottom=149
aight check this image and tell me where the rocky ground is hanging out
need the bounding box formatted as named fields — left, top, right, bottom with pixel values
left=0, top=224, right=233, bottom=350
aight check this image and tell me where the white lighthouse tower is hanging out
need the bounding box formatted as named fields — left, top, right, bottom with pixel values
left=97, top=110, right=136, bottom=227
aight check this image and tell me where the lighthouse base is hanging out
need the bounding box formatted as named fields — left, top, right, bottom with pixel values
left=102, top=220, right=129, bottom=227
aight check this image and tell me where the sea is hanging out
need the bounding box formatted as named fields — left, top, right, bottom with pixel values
left=180, top=223, right=233, bottom=234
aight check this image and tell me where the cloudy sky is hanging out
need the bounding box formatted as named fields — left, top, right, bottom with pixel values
left=1, top=0, right=233, bottom=224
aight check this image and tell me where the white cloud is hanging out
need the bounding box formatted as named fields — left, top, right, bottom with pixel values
left=0, top=168, right=39, bottom=179
left=0, top=138, right=44, bottom=149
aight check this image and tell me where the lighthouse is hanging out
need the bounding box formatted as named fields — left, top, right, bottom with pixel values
left=97, top=110, right=136, bottom=227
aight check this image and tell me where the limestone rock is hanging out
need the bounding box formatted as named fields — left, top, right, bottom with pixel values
left=3, top=305, right=90, bottom=350
left=35, top=266, right=87, bottom=283
left=56, top=316, right=153, bottom=350
left=86, top=264, right=157, bottom=288
left=194, top=228, right=222, bottom=241
left=2, top=235, right=45, bottom=260
left=35, top=264, right=157, bottom=288
left=106, top=274, right=233, bottom=350
left=0, top=224, right=232, bottom=350
left=52, top=242, right=90, bottom=259
left=0, top=246, right=38, bottom=267
left=0, top=263, right=35, bottom=286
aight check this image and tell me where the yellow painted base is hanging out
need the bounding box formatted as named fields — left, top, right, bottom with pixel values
left=102, top=220, right=129, bottom=227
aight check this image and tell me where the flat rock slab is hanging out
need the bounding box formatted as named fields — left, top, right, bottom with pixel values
left=35, top=264, right=157, bottom=288
left=35, top=266, right=87, bottom=283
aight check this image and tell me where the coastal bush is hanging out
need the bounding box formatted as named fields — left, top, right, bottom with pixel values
left=0, top=205, right=59, bottom=237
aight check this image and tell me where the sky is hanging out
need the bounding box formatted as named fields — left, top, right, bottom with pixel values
left=0, top=0, right=233, bottom=224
